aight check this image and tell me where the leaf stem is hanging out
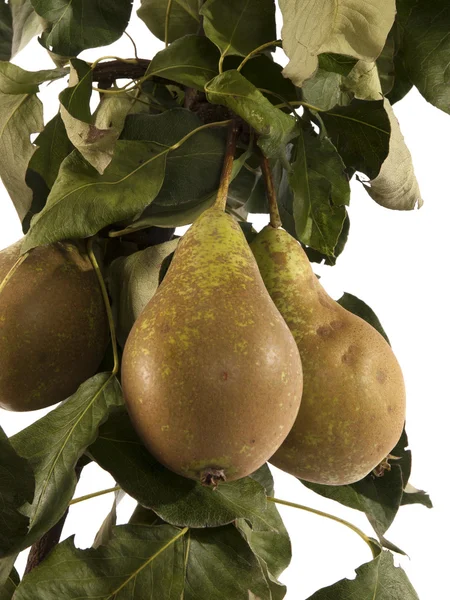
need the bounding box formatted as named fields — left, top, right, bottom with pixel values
left=214, top=121, right=238, bottom=211
left=87, top=239, right=119, bottom=375
left=165, top=0, right=174, bottom=48
left=237, top=39, right=282, bottom=72
left=273, top=99, right=324, bottom=113
left=125, top=31, right=139, bottom=60
left=260, top=155, right=281, bottom=229
left=267, top=496, right=379, bottom=558
left=70, top=485, right=121, bottom=506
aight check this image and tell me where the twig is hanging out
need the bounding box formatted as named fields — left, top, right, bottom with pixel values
left=214, top=121, right=238, bottom=211
left=260, top=155, right=282, bottom=229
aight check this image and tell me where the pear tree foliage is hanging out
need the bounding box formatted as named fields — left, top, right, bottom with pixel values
left=0, top=0, right=442, bottom=596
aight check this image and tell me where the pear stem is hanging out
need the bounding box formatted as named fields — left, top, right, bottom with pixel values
left=87, top=239, right=119, bottom=375
left=261, top=155, right=282, bottom=229
left=267, top=496, right=379, bottom=558
left=214, top=120, right=238, bottom=212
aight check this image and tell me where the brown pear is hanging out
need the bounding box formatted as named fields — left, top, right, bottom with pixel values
left=121, top=207, right=303, bottom=485
left=0, top=239, right=109, bottom=411
left=251, top=226, right=406, bottom=485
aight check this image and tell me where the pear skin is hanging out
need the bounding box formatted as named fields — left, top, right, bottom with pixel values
left=0, top=240, right=109, bottom=411
left=251, top=226, right=406, bottom=485
left=121, top=208, right=303, bottom=484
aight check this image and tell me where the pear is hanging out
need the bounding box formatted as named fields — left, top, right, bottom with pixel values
left=0, top=240, right=109, bottom=411
left=121, top=207, right=303, bottom=485
left=251, top=226, right=406, bottom=485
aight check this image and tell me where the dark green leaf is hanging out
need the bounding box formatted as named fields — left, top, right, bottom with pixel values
left=305, top=212, right=350, bottom=266
left=302, top=466, right=403, bottom=539
left=0, top=63, right=67, bottom=221
left=92, top=489, right=126, bottom=549
left=206, top=70, right=299, bottom=158
left=289, top=127, right=349, bottom=256
left=108, top=239, right=179, bottom=346
left=89, top=411, right=271, bottom=529
left=121, top=108, right=225, bottom=212
left=401, top=485, right=433, bottom=509
left=147, top=35, right=219, bottom=91
left=376, top=29, right=395, bottom=96
left=0, top=427, right=34, bottom=557
left=14, top=525, right=186, bottom=599
left=396, top=0, right=450, bottom=114
left=22, top=140, right=167, bottom=251
left=320, top=99, right=391, bottom=179
left=0, top=557, right=16, bottom=588
left=28, top=113, right=74, bottom=190
left=338, top=292, right=390, bottom=344
left=9, top=0, right=42, bottom=57
left=386, top=25, right=413, bottom=105
left=238, top=465, right=291, bottom=579
left=201, top=0, right=276, bottom=59
left=0, top=2, right=12, bottom=60
left=9, top=373, right=123, bottom=552
left=184, top=526, right=271, bottom=600
left=307, top=550, right=419, bottom=599
left=138, top=0, right=200, bottom=43
left=225, top=54, right=298, bottom=106
left=31, top=0, right=133, bottom=57
left=0, top=567, right=19, bottom=600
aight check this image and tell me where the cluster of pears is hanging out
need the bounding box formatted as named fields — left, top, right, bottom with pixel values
left=122, top=168, right=406, bottom=487
left=0, top=240, right=109, bottom=411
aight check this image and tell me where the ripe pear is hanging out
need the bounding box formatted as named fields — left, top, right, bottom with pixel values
left=0, top=240, right=109, bottom=411
left=121, top=207, right=303, bottom=485
left=251, top=226, right=406, bottom=485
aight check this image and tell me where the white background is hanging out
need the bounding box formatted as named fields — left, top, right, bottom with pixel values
left=0, top=6, right=448, bottom=599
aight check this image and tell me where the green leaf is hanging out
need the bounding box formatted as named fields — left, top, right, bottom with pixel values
left=92, top=489, right=126, bottom=549
left=108, top=238, right=179, bottom=346
left=206, top=70, right=299, bottom=158
left=0, top=557, right=17, bottom=588
left=184, top=526, right=271, bottom=600
left=338, top=292, right=390, bottom=344
left=289, top=128, right=350, bottom=257
left=320, top=99, right=391, bottom=180
left=0, top=427, right=34, bottom=558
left=31, top=0, right=133, bottom=57
left=0, top=63, right=66, bottom=221
left=401, top=484, right=433, bottom=509
left=14, top=525, right=186, bottom=599
left=120, top=108, right=226, bottom=211
left=307, top=550, right=419, bottom=599
left=305, top=212, right=350, bottom=266
left=0, top=567, right=19, bottom=600
left=225, top=54, right=298, bottom=106
left=89, top=411, right=271, bottom=529
left=201, top=0, right=276, bottom=60
left=376, top=30, right=395, bottom=96
left=396, top=0, right=450, bottom=114
left=117, top=131, right=251, bottom=232
left=59, top=59, right=133, bottom=174
left=238, top=465, right=291, bottom=580
left=9, top=0, right=42, bottom=58
left=138, top=0, right=200, bottom=43
left=279, top=0, right=396, bottom=86
left=9, top=373, right=123, bottom=552
left=302, top=467, right=404, bottom=540
left=146, top=35, right=219, bottom=91
left=22, top=140, right=167, bottom=251
left=385, top=24, right=413, bottom=105
left=0, top=2, right=12, bottom=61
left=28, top=112, right=74, bottom=190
